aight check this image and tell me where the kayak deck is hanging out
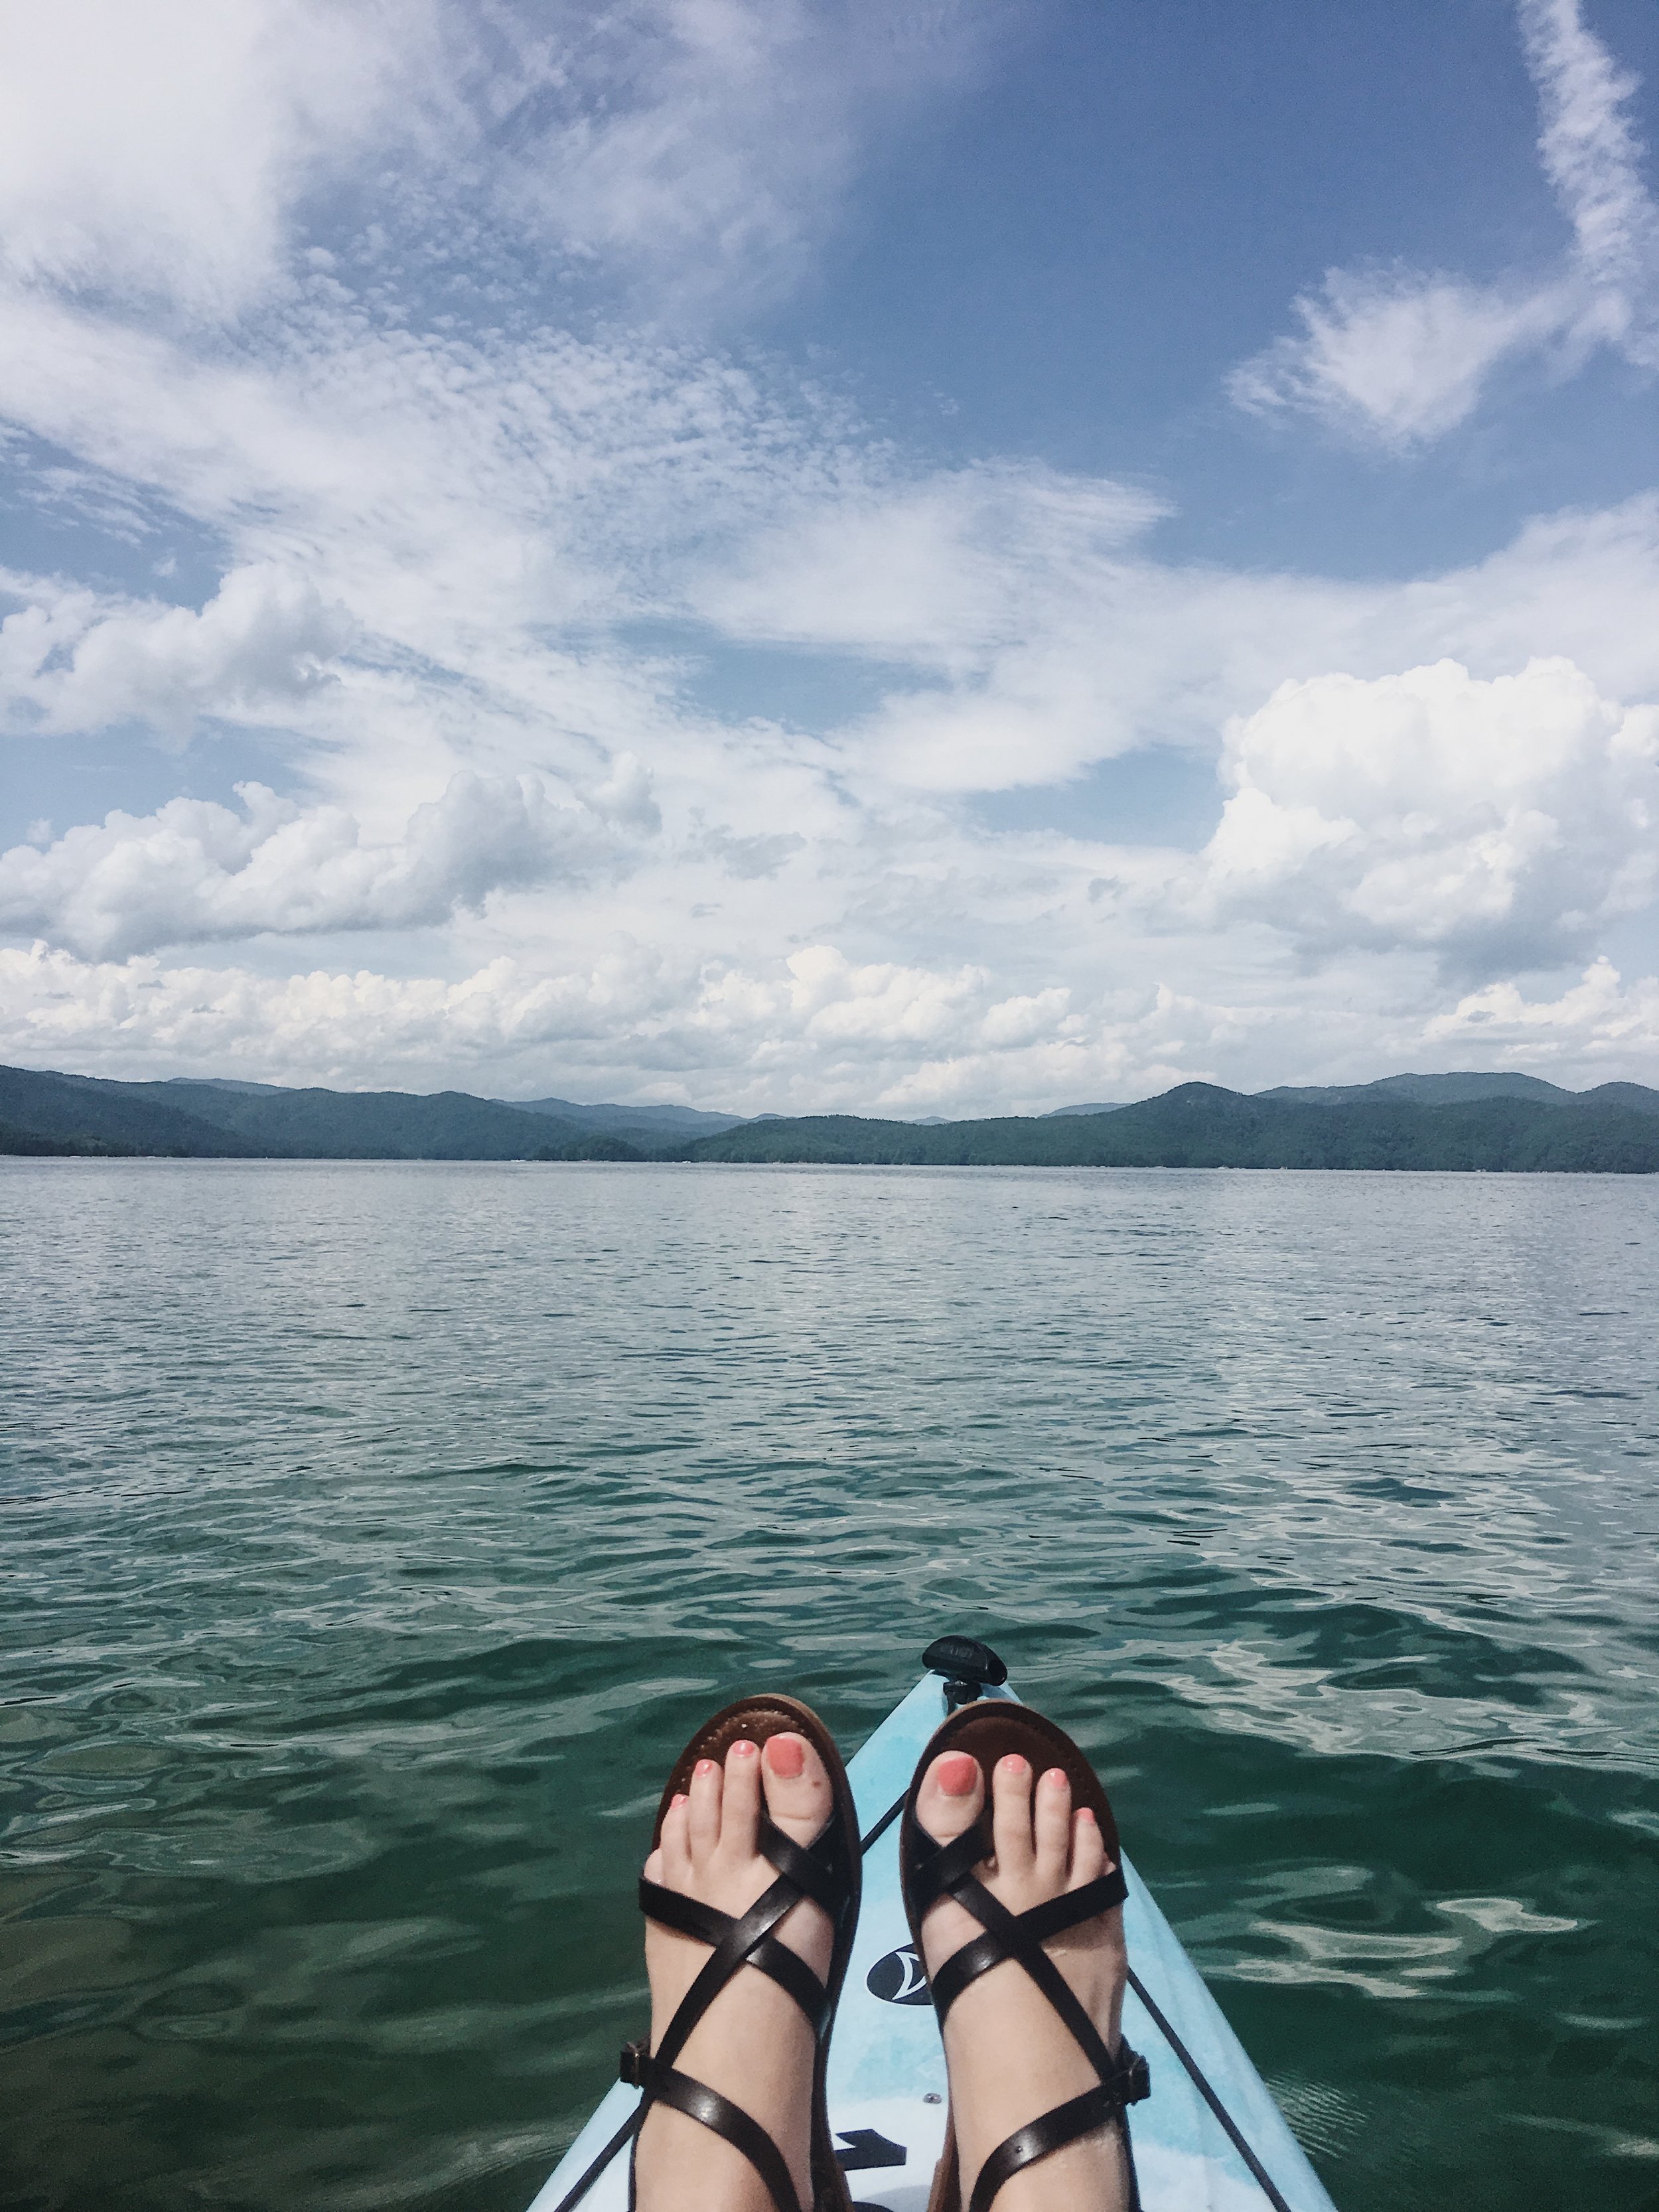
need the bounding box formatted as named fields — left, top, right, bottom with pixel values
left=529, top=1672, right=1336, bottom=2212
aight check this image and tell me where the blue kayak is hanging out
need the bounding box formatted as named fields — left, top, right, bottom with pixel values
left=528, top=1660, right=1337, bottom=2212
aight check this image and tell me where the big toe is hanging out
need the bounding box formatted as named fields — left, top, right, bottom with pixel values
left=760, top=1730, right=833, bottom=1844
left=916, top=1749, right=985, bottom=1843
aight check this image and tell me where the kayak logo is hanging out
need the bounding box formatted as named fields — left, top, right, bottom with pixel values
left=866, top=1944, right=930, bottom=2006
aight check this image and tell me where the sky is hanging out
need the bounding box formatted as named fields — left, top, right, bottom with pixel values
left=2, top=0, right=1659, bottom=1114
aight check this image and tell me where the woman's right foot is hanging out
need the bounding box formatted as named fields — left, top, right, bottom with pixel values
left=914, top=1748, right=1131, bottom=2212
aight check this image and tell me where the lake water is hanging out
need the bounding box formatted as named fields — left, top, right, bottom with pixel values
left=3, top=1159, right=1658, bottom=2212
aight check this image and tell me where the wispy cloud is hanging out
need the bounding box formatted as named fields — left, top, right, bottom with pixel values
left=1521, top=0, right=1659, bottom=336
left=0, top=0, right=446, bottom=319
left=489, top=0, right=1006, bottom=315
left=1231, top=0, right=1659, bottom=445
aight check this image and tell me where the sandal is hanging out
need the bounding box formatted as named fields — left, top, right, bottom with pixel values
left=622, top=1694, right=863, bottom=2212
left=899, top=1702, right=1151, bottom=2212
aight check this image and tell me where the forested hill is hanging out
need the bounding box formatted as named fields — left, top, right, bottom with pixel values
left=0, top=1064, right=739, bottom=1160
left=5, top=1061, right=1659, bottom=1169
left=672, top=1083, right=1659, bottom=1172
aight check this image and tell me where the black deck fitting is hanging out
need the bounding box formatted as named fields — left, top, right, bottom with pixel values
left=922, top=1634, right=1009, bottom=1710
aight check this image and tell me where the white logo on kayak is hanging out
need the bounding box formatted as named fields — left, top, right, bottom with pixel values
left=865, top=1945, right=931, bottom=2005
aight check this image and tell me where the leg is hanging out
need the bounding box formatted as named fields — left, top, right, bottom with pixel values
left=915, top=1750, right=1132, bottom=2212
left=635, top=1730, right=835, bottom=2212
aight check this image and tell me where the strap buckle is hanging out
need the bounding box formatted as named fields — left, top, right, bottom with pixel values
left=618, top=2037, right=648, bottom=2088
left=1118, top=2043, right=1151, bottom=2104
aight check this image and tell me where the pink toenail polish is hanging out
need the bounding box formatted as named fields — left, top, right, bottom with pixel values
left=671, top=1793, right=688, bottom=1808
left=731, top=1738, right=758, bottom=1760
left=765, top=1733, right=806, bottom=1778
left=694, top=1758, right=717, bottom=1777
left=1043, top=1767, right=1067, bottom=1790
left=1077, top=1806, right=1096, bottom=1826
left=937, top=1753, right=978, bottom=1797
left=999, top=1754, right=1029, bottom=1776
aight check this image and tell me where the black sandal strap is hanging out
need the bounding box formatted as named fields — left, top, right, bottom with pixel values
left=1020, top=1869, right=1129, bottom=1937
left=637, top=1878, right=827, bottom=2026
left=653, top=1874, right=801, bottom=2069
left=626, top=2046, right=800, bottom=2212
left=964, top=2046, right=1151, bottom=2212
left=904, top=1819, right=992, bottom=1913
left=928, top=1869, right=1127, bottom=2026
left=966, top=2083, right=1118, bottom=2212
left=757, top=1812, right=845, bottom=1915
left=930, top=1870, right=1115, bottom=2084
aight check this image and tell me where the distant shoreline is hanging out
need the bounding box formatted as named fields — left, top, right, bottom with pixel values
left=5, top=1061, right=1659, bottom=1173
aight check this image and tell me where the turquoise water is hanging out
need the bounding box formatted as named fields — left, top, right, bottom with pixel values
left=3, top=1159, right=1657, bottom=2212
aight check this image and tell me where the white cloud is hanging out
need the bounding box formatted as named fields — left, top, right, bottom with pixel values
left=0, top=563, right=352, bottom=737
left=0, top=0, right=439, bottom=319
left=1232, top=0, right=1659, bottom=444
left=0, top=936, right=1187, bottom=1106
left=1227, top=269, right=1574, bottom=448
left=495, top=1, right=1003, bottom=314
left=0, top=0, right=999, bottom=330
left=1521, top=0, right=1659, bottom=348
left=2, top=6, right=1659, bottom=1106
left=0, top=771, right=650, bottom=958
left=1194, top=657, right=1659, bottom=966
left=690, top=472, right=1659, bottom=797
left=1426, top=956, right=1659, bottom=1061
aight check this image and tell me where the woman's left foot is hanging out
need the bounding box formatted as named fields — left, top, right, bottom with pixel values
left=914, top=1749, right=1131, bottom=2212
left=634, top=1731, right=836, bottom=2212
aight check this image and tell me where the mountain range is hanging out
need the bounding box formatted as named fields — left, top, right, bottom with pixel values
left=4, top=1062, right=1659, bottom=1171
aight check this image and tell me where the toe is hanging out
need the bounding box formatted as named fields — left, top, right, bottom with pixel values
left=1033, top=1765, right=1072, bottom=1881
left=991, top=1753, right=1035, bottom=1876
left=650, top=1791, right=692, bottom=1889
left=718, top=1737, right=762, bottom=1854
left=1067, top=1803, right=1108, bottom=1888
left=915, top=1749, right=985, bottom=1844
left=760, top=1729, right=833, bottom=1845
left=686, top=1755, right=722, bottom=1859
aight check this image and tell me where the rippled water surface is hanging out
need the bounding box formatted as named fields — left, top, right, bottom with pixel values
left=3, top=1160, right=1658, bottom=2211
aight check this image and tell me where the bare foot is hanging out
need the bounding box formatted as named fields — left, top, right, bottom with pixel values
left=635, top=1732, right=835, bottom=2212
left=914, top=1749, right=1131, bottom=2212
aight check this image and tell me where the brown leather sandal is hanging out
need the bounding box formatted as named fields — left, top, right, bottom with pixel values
left=622, top=1694, right=863, bottom=2212
left=899, top=1702, right=1150, bottom=2212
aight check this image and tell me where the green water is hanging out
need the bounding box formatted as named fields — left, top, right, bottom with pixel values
left=3, top=1160, right=1657, bottom=2212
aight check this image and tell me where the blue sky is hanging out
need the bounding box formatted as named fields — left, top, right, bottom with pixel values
left=2, top=0, right=1658, bottom=1110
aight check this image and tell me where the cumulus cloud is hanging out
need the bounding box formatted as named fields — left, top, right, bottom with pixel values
left=0, top=563, right=352, bottom=737
left=1425, top=956, right=1659, bottom=1062
left=0, top=928, right=1300, bottom=1110
left=1231, top=0, right=1659, bottom=444
left=1194, top=657, right=1659, bottom=968
left=0, top=771, right=649, bottom=958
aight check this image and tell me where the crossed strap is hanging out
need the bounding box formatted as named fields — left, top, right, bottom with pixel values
left=622, top=1812, right=848, bottom=2212
left=910, top=1819, right=1150, bottom=2212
